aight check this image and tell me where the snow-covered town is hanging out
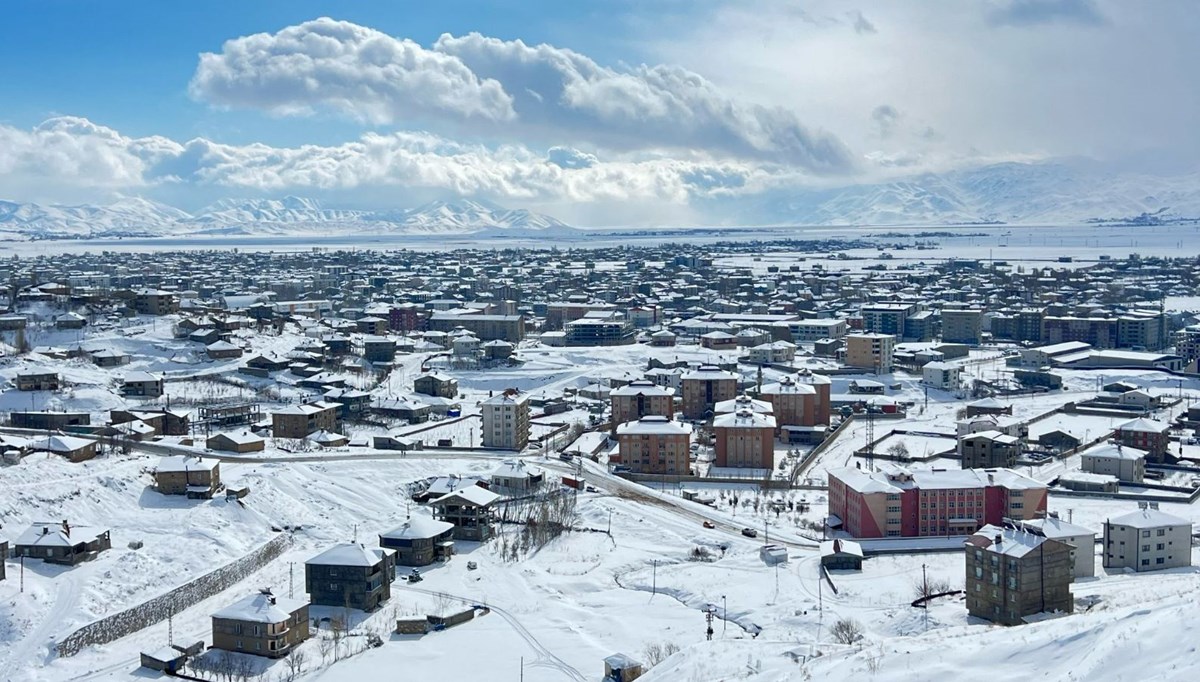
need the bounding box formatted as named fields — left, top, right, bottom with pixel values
left=0, top=237, right=1198, bottom=681
left=8, top=3, right=1200, bottom=681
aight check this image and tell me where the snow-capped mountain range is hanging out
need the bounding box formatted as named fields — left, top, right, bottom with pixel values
left=2, top=161, right=1199, bottom=238
left=724, top=161, right=1200, bottom=227
left=0, top=197, right=575, bottom=239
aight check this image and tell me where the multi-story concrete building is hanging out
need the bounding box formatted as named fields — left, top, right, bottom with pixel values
left=271, top=401, right=341, bottom=439
left=564, top=311, right=636, bottom=346
left=786, top=318, right=848, bottom=342
left=1176, top=324, right=1200, bottom=370
left=481, top=389, right=531, bottom=450
left=426, top=313, right=525, bottom=342
left=133, top=289, right=179, bottom=315
left=964, top=524, right=1075, bottom=626
left=305, top=543, right=396, bottom=611
left=610, top=380, right=675, bottom=434
left=860, top=303, right=913, bottom=337
left=713, top=409, right=776, bottom=469
left=1114, top=417, right=1170, bottom=462
left=922, top=361, right=961, bottom=390
left=614, top=416, right=693, bottom=475
left=211, top=590, right=310, bottom=659
left=1042, top=316, right=1118, bottom=348
left=941, top=308, right=983, bottom=345
left=1117, top=311, right=1166, bottom=351
left=1079, top=441, right=1146, bottom=483
left=680, top=365, right=738, bottom=419
left=1025, top=513, right=1097, bottom=578
left=959, top=430, right=1021, bottom=469
left=844, top=333, right=895, bottom=373
left=827, top=465, right=1047, bottom=538
left=759, top=369, right=832, bottom=431
left=1103, top=506, right=1192, bottom=572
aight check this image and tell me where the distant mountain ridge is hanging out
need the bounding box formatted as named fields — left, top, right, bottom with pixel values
left=4, top=161, right=1200, bottom=237
left=0, top=196, right=574, bottom=239
left=726, top=161, right=1200, bottom=227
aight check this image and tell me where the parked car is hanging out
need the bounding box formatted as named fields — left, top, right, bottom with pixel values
left=585, top=485, right=598, bottom=493
left=703, top=520, right=715, bottom=529
left=741, top=528, right=758, bottom=538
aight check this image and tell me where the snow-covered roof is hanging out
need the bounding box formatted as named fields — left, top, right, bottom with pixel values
left=1079, top=441, right=1147, bottom=461
left=306, top=543, right=392, bottom=567
left=211, top=430, right=264, bottom=445
left=820, top=538, right=863, bottom=558
left=830, top=466, right=1045, bottom=495
left=966, top=524, right=1051, bottom=558
left=492, top=459, right=541, bottom=479
left=681, top=365, right=737, bottom=381
left=616, top=415, right=693, bottom=436
left=714, top=396, right=773, bottom=415
left=432, top=485, right=501, bottom=507
left=610, top=380, right=673, bottom=397
left=380, top=514, right=454, bottom=541
left=29, top=435, right=95, bottom=453
left=155, top=455, right=218, bottom=473
left=713, top=409, right=777, bottom=429
left=212, top=592, right=307, bottom=623
left=16, top=522, right=107, bottom=547
left=1108, top=508, right=1191, bottom=530
left=1117, top=418, right=1170, bottom=434
left=1024, top=516, right=1096, bottom=539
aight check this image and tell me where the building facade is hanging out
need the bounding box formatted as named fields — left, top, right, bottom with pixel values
left=481, top=389, right=531, bottom=450
left=965, top=524, right=1075, bottom=626
left=614, top=416, right=693, bottom=474
left=680, top=366, right=738, bottom=420
left=828, top=466, right=1048, bottom=539
left=1102, top=507, right=1192, bottom=572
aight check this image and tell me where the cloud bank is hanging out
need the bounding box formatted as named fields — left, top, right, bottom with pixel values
left=190, top=18, right=854, bottom=172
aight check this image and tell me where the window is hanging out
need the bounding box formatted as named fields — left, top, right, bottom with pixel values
left=1142, top=545, right=1150, bottom=552
left=1157, top=543, right=1165, bottom=551
left=1156, top=557, right=1165, bottom=565
left=1157, top=529, right=1165, bottom=537
left=235, top=639, right=243, bottom=650
left=1142, top=530, right=1151, bottom=538
left=1141, top=559, right=1150, bottom=566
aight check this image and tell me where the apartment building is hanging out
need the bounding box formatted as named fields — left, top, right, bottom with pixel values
left=860, top=303, right=913, bottom=336
left=1025, top=513, right=1097, bottom=578
left=271, top=401, right=341, bottom=439
left=712, top=409, right=776, bottom=469
left=964, top=524, right=1075, bottom=626
left=759, top=371, right=831, bottom=430
left=1103, top=506, right=1192, bottom=572
left=614, top=416, right=693, bottom=475
left=786, top=318, right=848, bottom=342
left=481, top=389, right=531, bottom=450
left=426, top=312, right=525, bottom=342
left=827, top=465, right=1047, bottom=538
left=610, top=380, right=675, bottom=434
left=1079, top=441, right=1146, bottom=483
left=844, top=333, right=896, bottom=373
left=959, top=431, right=1021, bottom=469
left=941, top=308, right=983, bottom=345
left=1114, top=417, right=1170, bottom=462
left=680, top=365, right=738, bottom=419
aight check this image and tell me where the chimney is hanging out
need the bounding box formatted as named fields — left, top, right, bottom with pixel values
left=994, top=534, right=1003, bottom=547
left=62, top=519, right=70, bottom=537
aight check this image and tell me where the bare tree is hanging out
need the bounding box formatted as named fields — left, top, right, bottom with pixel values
left=642, top=641, right=680, bottom=667
left=830, top=618, right=863, bottom=645
left=886, top=442, right=909, bottom=460
left=283, top=649, right=307, bottom=682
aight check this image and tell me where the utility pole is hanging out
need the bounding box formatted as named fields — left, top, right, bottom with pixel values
left=289, top=562, right=295, bottom=598
left=722, top=594, right=727, bottom=634
left=651, top=559, right=658, bottom=595
left=922, top=563, right=929, bottom=631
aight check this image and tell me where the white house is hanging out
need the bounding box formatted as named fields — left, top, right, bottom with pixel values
left=1025, top=514, right=1097, bottom=578
left=922, top=361, right=961, bottom=390
left=1103, top=505, right=1192, bottom=572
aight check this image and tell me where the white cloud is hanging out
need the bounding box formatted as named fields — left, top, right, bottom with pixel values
left=189, top=20, right=854, bottom=173
left=432, top=32, right=853, bottom=171
left=189, top=17, right=516, bottom=124
left=0, top=117, right=771, bottom=217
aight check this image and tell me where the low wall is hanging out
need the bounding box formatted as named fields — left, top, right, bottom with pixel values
left=57, top=533, right=292, bottom=657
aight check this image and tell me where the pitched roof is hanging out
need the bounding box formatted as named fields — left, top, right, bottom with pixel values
left=212, top=592, right=307, bottom=623
left=306, top=543, right=392, bottom=567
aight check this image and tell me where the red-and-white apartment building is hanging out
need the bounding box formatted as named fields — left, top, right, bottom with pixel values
left=828, top=465, right=1047, bottom=538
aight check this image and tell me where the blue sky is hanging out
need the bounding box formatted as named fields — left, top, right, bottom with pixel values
left=0, top=1, right=641, bottom=145
left=0, top=1, right=1196, bottom=225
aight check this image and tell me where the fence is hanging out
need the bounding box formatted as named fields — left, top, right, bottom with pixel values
left=56, top=533, right=293, bottom=657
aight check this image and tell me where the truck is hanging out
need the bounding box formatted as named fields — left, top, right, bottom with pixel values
left=561, top=475, right=583, bottom=490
